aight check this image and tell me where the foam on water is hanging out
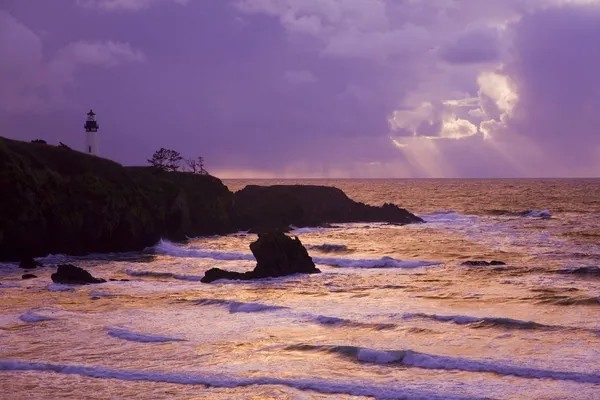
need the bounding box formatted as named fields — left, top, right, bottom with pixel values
left=107, top=328, right=184, bottom=343
left=154, top=239, right=254, bottom=261
left=0, top=283, right=21, bottom=289
left=19, top=312, right=56, bottom=323
left=0, top=360, right=484, bottom=400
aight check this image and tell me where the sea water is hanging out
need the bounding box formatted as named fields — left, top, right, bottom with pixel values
left=1, top=179, right=599, bottom=399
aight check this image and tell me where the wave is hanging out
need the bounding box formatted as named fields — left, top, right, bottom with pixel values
left=89, top=290, right=115, bottom=298
left=313, top=256, right=441, bottom=269
left=529, top=293, right=599, bottom=306
left=0, top=360, right=484, bottom=400
left=483, top=209, right=551, bottom=219
left=153, top=240, right=254, bottom=261
left=312, top=315, right=396, bottom=330
left=286, top=344, right=600, bottom=384
left=152, top=241, right=440, bottom=270
left=19, top=312, right=56, bottom=323
left=125, top=269, right=205, bottom=281
left=0, top=283, right=21, bottom=289
left=107, top=328, right=184, bottom=343
left=402, top=313, right=565, bottom=331
left=308, top=244, right=350, bottom=253
left=192, top=298, right=287, bottom=313
left=47, top=284, right=75, bottom=292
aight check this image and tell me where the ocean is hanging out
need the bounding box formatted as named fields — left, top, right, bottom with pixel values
left=1, top=179, right=599, bottom=399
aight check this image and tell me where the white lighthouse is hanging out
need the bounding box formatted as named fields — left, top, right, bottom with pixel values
left=84, top=109, right=99, bottom=156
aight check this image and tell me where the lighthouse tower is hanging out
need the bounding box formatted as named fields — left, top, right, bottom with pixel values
left=84, top=109, right=99, bottom=156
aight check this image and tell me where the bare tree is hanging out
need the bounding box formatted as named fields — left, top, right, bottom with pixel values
left=184, top=156, right=207, bottom=174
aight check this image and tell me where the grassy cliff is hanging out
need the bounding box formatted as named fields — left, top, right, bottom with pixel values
left=0, top=137, right=234, bottom=261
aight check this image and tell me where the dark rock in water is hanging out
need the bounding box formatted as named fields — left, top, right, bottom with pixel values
left=461, top=260, right=506, bottom=266
left=232, top=185, right=423, bottom=232
left=51, top=264, right=106, bottom=284
left=309, top=244, right=349, bottom=253
left=109, top=278, right=130, bottom=282
left=22, top=274, right=37, bottom=279
left=19, top=257, right=43, bottom=269
left=201, top=232, right=320, bottom=283
left=560, top=266, right=600, bottom=276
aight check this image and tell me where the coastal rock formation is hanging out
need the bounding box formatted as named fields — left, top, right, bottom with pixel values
left=201, top=232, right=320, bottom=283
left=461, top=260, right=506, bottom=266
left=22, top=274, right=37, bottom=279
left=19, top=257, right=43, bottom=269
left=232, top=185, right=423, bottom=232
left=0, top=137, right=234, bottom=261
left=0, top=137, right=424, bottom=261
left=51, top=264, right=106, bottom=284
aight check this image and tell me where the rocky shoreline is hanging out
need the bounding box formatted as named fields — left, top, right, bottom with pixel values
left=0, top=136, right=423, bottom=262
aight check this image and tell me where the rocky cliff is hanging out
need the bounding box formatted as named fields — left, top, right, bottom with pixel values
left=0, top=137, right=233, bottom=261
left=0, top=137, right=423, bottom=261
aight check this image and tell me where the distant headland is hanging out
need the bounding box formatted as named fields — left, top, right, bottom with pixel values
left=0, top=136, right=422, bottom=261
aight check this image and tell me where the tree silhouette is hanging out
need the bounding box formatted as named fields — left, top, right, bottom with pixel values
left=184, top=156, right=207, bottom=174
left=148, top=148, right=183, bottom=172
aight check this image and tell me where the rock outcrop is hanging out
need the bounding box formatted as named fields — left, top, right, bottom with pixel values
left=201, top=232, right=320, bottom=283
left=461, top=260, right=506, bottom=266
left=19, top=257, right=43, bottom=269
left=232, top=184, right=423, bottom=232
left=50, top=264, right=106, bottom=284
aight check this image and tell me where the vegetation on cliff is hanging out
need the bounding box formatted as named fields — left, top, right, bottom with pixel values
left=0, top=137, right=233, bottom=261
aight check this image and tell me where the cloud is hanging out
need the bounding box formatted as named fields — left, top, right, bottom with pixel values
left=76, top=0, right=188, bottom=11
left=484, top=2, right=600, bottom=166
left=439, top=26, right=503, bottom=64
left=284, top=70, right=317, bottom=84
left=0, top=11, right=145, bottom=114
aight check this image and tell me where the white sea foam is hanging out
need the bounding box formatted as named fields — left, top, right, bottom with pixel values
left=107, top=328, right=184, bottom=343
left=153, top=240, right=254, bottom=261
left=89, top=291, right=115, bottom=298
left=19, top=312, right=56, bottom=323
left=0, top=360, right=483, bottom=400
left=313, top=256, right=441, bottom=269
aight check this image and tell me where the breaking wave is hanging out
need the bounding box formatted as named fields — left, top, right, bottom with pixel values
left=192, top=298, right=287, bottom=313
left=313, top=256, right=441, bottom=269
left=402, top=313, right=575, bottom=331
left=286, top=344, right=600, bottom=384
left=312, top=315, right=396, bottom=330
left=125, top=269, right=205, bottom=281
left=107, top=328, right=184, bottom=343
left=0, top=360, right=483, bottom=400
left=153, top=240, right=254, bottom=261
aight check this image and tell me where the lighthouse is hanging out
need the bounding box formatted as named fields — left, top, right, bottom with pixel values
left=84, top=109, right=99, bottom=156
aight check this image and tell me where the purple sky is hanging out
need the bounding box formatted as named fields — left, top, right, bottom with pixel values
left=1, top=0, right=600, bottom=178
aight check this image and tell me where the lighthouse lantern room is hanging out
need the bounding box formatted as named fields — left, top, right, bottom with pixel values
left=84, top=109, right=99, bottom=156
